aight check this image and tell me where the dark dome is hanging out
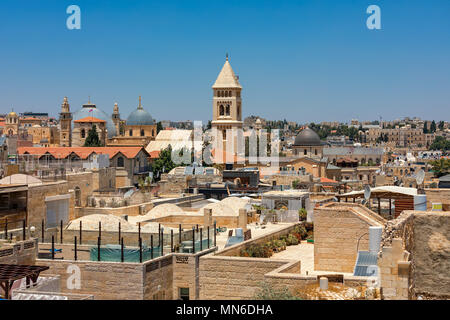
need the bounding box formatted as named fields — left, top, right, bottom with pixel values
left=294, top=127, right=322, bottom=146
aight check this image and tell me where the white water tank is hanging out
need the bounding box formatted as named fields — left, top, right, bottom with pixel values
left=319, top=277, right=328, bottom=291
left=369, top=226, right=383, bottom=254
left=414, top=195, right=427, bottom=211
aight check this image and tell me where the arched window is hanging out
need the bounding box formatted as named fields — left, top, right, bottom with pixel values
left=229, top=91, right=232, bottom=97
left=75, top=187, right=81, bottom=207
left=219, top=105, right=224, bottom=116
left=304, top=149, right=307, bottom=155
left=117, top=156, right=124, bottom=167
left=226, top=105, right=230, bottom=116
left=237, top=105, right=240, bottom=117
left=81, top=129, right=86, bottom=138
left=140, top=129, right=145, bottom=136
left=315, top=149, right=318, bottom=155
left=224, top=91, right=228, bottom=97
left=152, top=129, right=155, bottom=136
left=129, top=129, right=133, bottom=136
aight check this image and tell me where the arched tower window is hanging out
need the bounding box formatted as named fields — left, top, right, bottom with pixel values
left=129, top=129, right=133, bottom=136
left=219, top=105, right=224, bottom=116
left=81, top=129, right=86, bottom=138
left=226, top=105, right=230, bottom=116
left=140, top=129, right=145, bottom=136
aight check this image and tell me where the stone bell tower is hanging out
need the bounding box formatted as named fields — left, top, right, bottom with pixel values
left=112, top=102, right=121, bottom=136
left=59, top=97, right=72, bottom=147
left=211, top=55, right=243, bottom=142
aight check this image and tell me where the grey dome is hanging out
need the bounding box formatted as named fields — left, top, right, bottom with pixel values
left=126, top=108, right=155, bottom=126
left=72, top=103, right=117, bottom=138
left=294, top=127, right=322, bottom=146
left=126, top=97, right=155, bottom=126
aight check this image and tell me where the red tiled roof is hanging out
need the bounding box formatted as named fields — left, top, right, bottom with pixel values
left=74, top=117, right=106, bottom=123
left=320, top=177, right=338, bottom=184
left=21, top=117, right=40, bottom=121
left=17, top=147, right=147, bottom=160
left=149, top=150, right=160, bottom=159
left=0, top=122, right=5, bottom=127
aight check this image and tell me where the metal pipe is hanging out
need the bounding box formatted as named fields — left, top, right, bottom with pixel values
left=121, top=237, right=124, bottom=262
left=74, top=236, right=77, bottom=261
left=22, top=219, right=26, bottom=241
left=60, top=220, right=63, bottom=244
left=79, top=221, right=82, bottom=245
left=213, top=222, right=217, bottom=247
left=207, top=226, right=210, bottom=248
left=51, top=235, right=55, bottom=260
left=200, top=228, right=203, bottom=251
left=192, top=227, right=195, bottom=254
left=139, top=237, right=142, bottom=263
left=118, top=222, right=121, bottom=245
left=97, top=237, right=101, bottom=261
left=150, top=235, right=153, bottom=259
left=171, top=229, right=174, bottom=253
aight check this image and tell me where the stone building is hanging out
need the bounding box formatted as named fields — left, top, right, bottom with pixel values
left=108, top=97, right=157, bottom=147
left=5, top=111, right=19, bottom=136
left=292, top=127, right=325, bottom=159
left=72, top=117, right=107, bottom=147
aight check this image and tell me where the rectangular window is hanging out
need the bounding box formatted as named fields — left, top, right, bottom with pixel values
left=179, top=287, right=189, bottom=300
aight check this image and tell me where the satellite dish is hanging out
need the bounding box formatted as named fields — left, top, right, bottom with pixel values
left=364, top=185, right=371, bottom=201
left=416, top=169, right=425, bottom=185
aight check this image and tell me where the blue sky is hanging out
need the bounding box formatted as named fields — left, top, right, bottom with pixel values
left=0, top=0, right=449, bottom=124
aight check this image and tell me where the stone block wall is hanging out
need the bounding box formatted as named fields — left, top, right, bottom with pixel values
left=378, top=238, right=410, bottom=300
left=314, top=205, right=381, bottom=273
left=198, top=255, right=288, bottom=299
left=0, top=238, right=37, bottom=264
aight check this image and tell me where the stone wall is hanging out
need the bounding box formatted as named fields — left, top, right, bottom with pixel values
left=380, top=210, right=450, bottom=299
left=37, top=259, right=145, bottom=299
left=410, top=211, right=450, bottom=299
left=27, top=181, right=70, bottom=232
left=66, top=172, right=94, bottom=208
left=198, top=255, right=288, bottom=299
left=378, top=238, right=410, bottom=300
left=314, top=204, right=383, bottom=273
left=0, top=238, right=37, bottom=264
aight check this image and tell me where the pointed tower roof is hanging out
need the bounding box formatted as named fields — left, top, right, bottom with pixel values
left=212, top=56, right=242, bottom=89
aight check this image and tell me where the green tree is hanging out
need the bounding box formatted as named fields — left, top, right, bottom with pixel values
left=429, top=136, right=450, bottom=151
left=430, top=158, right=450, bottom=178
left=438, top=121, right=445, bottom=131
left=430, top=120, right=437, bottom=133
left=83, top=125, right=102, bottom=147
left=152, top=146, right=176, bottom=180
left=156, top=121, right=163, bottom=134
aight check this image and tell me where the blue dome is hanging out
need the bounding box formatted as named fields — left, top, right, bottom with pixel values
left=126, top=98, right=155, bottom=125
left=72, top=103, right=117, bottom=138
